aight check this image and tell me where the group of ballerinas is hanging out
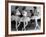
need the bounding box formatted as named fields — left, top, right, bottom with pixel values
left=11, top=6, right=39, bottom=31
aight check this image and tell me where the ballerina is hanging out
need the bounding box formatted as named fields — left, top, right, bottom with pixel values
left=18, top=7, right=31, bottom=31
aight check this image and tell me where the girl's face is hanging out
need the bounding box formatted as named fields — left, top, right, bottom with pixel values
left=22, top=11, right=27, bottom=17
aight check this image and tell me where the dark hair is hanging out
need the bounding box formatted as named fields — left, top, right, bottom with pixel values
left=30, top=10, right=33, bottom=13
left=30, top=10, right=34, bottom=16
left=33, top=7, right=37, bottom=9
left=22, top=6, right=26, bottom=10
left=11, top=11, right=15, bottom=16
left=15, top=6, right=19, bottom=9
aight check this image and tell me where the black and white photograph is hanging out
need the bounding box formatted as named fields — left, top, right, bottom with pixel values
left=8, top=2, right=44, bottom=35
left=11, top=6, right=41, bottom=31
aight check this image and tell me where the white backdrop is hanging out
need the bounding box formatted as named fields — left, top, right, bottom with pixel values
left=0, top=0, right=46, bottom=37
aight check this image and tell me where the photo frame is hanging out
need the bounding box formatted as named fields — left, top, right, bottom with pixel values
left=5, top=1, right=45, bottom=37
